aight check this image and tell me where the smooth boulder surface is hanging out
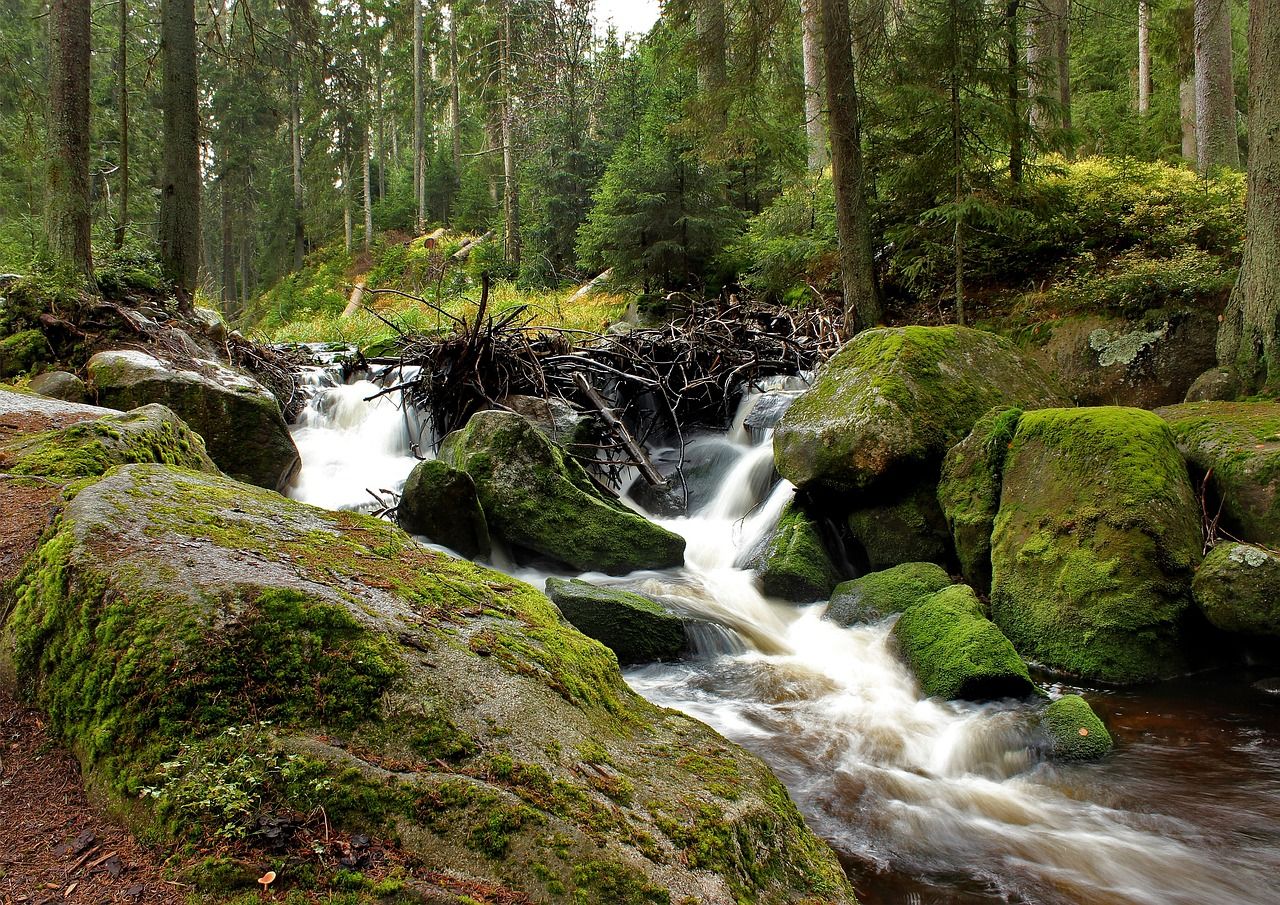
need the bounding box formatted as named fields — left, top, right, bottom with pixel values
left=1, top=463, right=854, bottom=904
left=87, top=349, right=300, bottom=490
left=441, top=410, right=686, bottom=575
left=396, top=458, right=491, bottom=558
left=0, top=387, right=116, bottom=444
left=753, top=501, right=840, bottom=602
left=1192, top=542, right=1280, bottom=637
left=845, top=483, right=953, bottom=572
left=29, top=370, right=87, bottom=403
left=890, top=585, right=1037, bottom=701
left=1040, top=695, right=1114, bottom=761
left=544, top=577, right=686, bottom=664
left=773, top=326, right=1064, bottom=495
left=1156, top=401, right=1280, bottom=547
left=826, top=562, right=952, bottom=627
left=990, top=407, right=1202, bottom=684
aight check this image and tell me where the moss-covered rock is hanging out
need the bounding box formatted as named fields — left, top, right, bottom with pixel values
left=1184, top=367, right=1241, bottom=403
left=544, top=578, right=686, bottom=665
left=0, top=329, right=48, bottom=378
left=1040, top=695, right=1113, bottom=761
left=938, top=406, right=1024, bottom=592
left=825, top=562, right=952, bottom=627
left=29, top=370, right=87, bottom=403
left=752, top=501, right=840, bottom=602
left=845, top=482, right=953, bottom=571
left=441, top=411, right=685, bottom=575
left=87, top=349, right=300, bottom=491
left=990, top=407, right=1203, bottom=684
left=1192, top=542, right=1280, bottom=637
left=1, top=464, right=854, bottom=905
left=0, top=388, right=116, bottom=445
left=397, top=459, right=491, bottom=558
left=773, top=326, right=1064, bottom=495
left=890, top=585, right=1037, bottom=701
left=1156, top=401, right=1280, bottom=546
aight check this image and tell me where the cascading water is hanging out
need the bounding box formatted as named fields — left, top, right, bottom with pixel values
left=287, top=370, right=1280, bottom=905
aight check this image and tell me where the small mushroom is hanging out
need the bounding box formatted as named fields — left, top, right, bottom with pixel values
left=258, top=870, right=277, bottom=892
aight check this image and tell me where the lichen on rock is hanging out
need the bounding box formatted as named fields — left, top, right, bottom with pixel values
left=1192, top=542, right=1280, bottom=638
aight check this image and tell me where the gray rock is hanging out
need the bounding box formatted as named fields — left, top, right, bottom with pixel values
left=0, top=387, right=116, bottom=445
left=397, top=459, right=491, bottom=558
left=1192, top=542, right=1280, bottom=637
left=1185, top=366, right=1241, bottom=402
left=545, top=577, right=687, bottom=665
left=29, top=370, right=87, bottom=403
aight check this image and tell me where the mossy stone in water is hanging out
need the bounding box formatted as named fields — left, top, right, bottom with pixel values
left=441, top=410, right=685, bottom=575
left=753, top=501, right=840, bottom=602
left=1192, top=542, right=1280, bottom=637
left=990, top=406, right=1202, bottom=684
left=826, top=562, right=952, bottom=627
left=1041, top=695, right=1113, bottom=761
left=545, top=578, right=686, bottom=664
left=773, top=325, right=1064, bottom=495
left=846, top=481, right=954, bottom=571
left=397, top=459, right=491, bottom=558
left=890, top=585, right=1037, bottom=701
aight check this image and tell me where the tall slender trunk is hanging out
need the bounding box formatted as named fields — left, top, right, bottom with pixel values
left=343, top=149, right=353, bottom=253
left=820, top=0, right=880, bottom=334
left=159, top=0, right=201, bottom=293
left=412, top=0, right=424, bottom=233
left=46, top=0, right=93, bottom=281
left=1006, top=0, right=1023, bottom=183
left=696, top=0, right=728, bottom=130
left=220, top=175, right=234, bottom=306
left=375, top=36, right=386, bottom=200
left=1194, top=0, right=1238, bottom=172
left=449, top=1, right=463, bottom=203
left=290, top=62, right=305, bottom=272
left=115, top=0, right=129, bottom=249
left=363, top=125, right=374, bottom=251
left=801, top=0, right=827, bottom=173
left=1180, top=73, right=1198, bottom=162
left=952, top=0, right=965, bottom=326
left=1026, top=0, right=1070, bottom=135
left=1137, top=0, right=1152, bottom=115
left=1216, top=0, right=1279, bottom=388
left=501, top=0, right=520, bottom=267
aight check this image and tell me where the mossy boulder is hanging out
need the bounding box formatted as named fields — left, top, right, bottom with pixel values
left=29, top=370, right=87, bottom=403
left=0, top=329, right=48, bottom=378
left=544, top=578, right=686, bottom=665
left=752, top=501, right=840, bottom=602
left=889, top=585, right=1037, bottom=701
left=1192, top=542, right=1280, bottom=637
left=0, top=403, right=218, bottom=479
left=1156, top=401, right=1280, bottom=546
left=441, top=410, right=685, bottom=575
left=845, top=482, right=953, bottom=572
left=1040, top=695, right=1113, bottom=761
left=1, top=464, right=854, bottom=904
left=937, top=406, right=1024, bottom=592
left=825, top=562, right=952, bottom=627
left=990, top=407, right=1203, bottom=684
left=773, top=326, right=1064, bottom=495
left=397, top=459, right=491, bottom=559
left=0, top=387, right=116, bottom=444
left=87, top=349, right=300, bottom=491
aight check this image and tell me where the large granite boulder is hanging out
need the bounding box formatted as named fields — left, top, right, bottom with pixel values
left=397, top=458, right=491, bottom=558
left=825, top=562, right=952, bottom=627
left=441, top=410, right=685, bottom=575
left=1156, top=401, right=1280, bottom=547
left=773, top=326, right=1064, bottom=496
left=1192, top=542, right=1280, bottom=638
left=890, top=585, right=1037, bottom=701
left=845, top=483, right=953, bottom=572
left=990, top=407, right=1203, bottom=684
left=0, top=387, right=116, bottom=444
left=752, top=501, right=841, bottom=602
left=28, top=370, right=87, bottom=403
left=0, top=463, right=854, bottom=904
left=544, top=578, right=686, bottom=664
left=87, top=349, right=300, bottom=491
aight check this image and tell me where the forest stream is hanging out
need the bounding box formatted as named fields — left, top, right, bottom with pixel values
left=288, top=359, right=1280, bottom=905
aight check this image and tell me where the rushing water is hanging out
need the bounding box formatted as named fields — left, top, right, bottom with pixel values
left=287, top=366, right=1280, bottom=905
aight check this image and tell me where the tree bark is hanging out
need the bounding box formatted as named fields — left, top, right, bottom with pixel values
left=1216, top=0, right=1279, bottom=388
left=1194, top=0, right=1239, bottom=172
left=501, top=0, right=520, bottom=267
left=820, top=0, right=880, bottom=333
left=801, top=0, right=827, bottom=173
left=1006, top=0, right=1023, bottom=183
left=290, top=61, right=305, bottom=272
left=115, top=0, right=129, bottom=249
left=412, top=0, right=425, bottom=233
left=1026, top=0, right=1070, bottom=134
left=696, top=0, right=728, bottom=130
left=1138, top=0, right=1152, bottom=115
left=449, top=1, right=463, bottom=201
left=220, top=175, right=234, bottom=306
left=1180, top=73, right=1198, bottom=162
left=159, top=0, right=201, bottom=293
left=363, top=125, right=374, bottom=251
left=46, top=0, right=93, bottom=281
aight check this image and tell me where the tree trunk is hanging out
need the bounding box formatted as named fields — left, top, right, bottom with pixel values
left=220, top=175, right=234, bottom=306
left=820, top=0, right=880, bottom=334
left=159, top=0, right=201, bottom=293
left=1194, top=0, right=1238, bottom=172
left=501, top=0, right=520, bottom=267
left=413, top=0, right=424, bottom=233
left=363, top=125, right=374, bottom=251
left=1138, top=0, right=1152, bottom=115
left=449, top=1, right=463, bottom=201
left=290, top=65, right=305, bottom=272
left=1216, top=0, right=1279, bottom=388
left=801, top=0, right=827, bottom=173
left=1026, top=0, right=1070, bottom=134
left=1180, top=73, right=1198, bottom=161
left=1006, top=0, right=1023, bottom=183
left=696, top=0, right=728, bottom=130
left=952, top=0, right=965, bottom=326
left=114, top=0, right=129, bottom=249
left=46, top=0, right=93, bottom=281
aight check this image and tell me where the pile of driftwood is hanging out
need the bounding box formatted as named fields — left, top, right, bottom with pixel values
left=360, top=277, right=844, bottom=484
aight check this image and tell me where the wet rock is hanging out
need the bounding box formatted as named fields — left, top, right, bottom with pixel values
left=1192, top=542, right=1280, bottom=638
left=1185, top=366, right=1241, bottom=402
left=826, top=562, right=952, bottom=627
left=396, top=459, right=491, bottom=559
left=890, top=584, right=1037, bottom=701
left=752, top=501, right=840, bottom=602
left=630, top=439, right=754, bottom=518
left=440, top=410, right=685, bottom=575
left=29, top=370, right=87, bottom=403
left=773, top=326, right=1064, bottom=496
left=0, top=387, right=117, bottom=444
left=544, top=577, right=686, bottom=664
left=741, top=389, right=805, bottom=439
left=1040, top=695, right=1113, bottom=761
left=991, top=407, right=1203, bottom=684
left=496, top=394, right=596, bottom=448
left=846, top=482, right=953, bottom=572
left=87, top=349, right=300, bottom=491
left=1156, top=401, right=1280, bottom=547
left=189, top=306, right=228, bottom=344
left=0, top=329, right=48, bottom=378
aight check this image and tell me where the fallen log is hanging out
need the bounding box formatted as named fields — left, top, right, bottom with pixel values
left=341, top=278, right=368, bottom=318
left=451, top=231, right=495, bottom=261
left=566, top=268, right=614, bottom=305
left=572, top=372, right=668, bottom=489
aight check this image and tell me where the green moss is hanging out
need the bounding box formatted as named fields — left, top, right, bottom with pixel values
left=826, top=561, right=952, bottom=627
left=414, top=777, right=544, bottom=857
left=0, top=329, right=48, bottom=378
left=890, top=585, right=1037, bottom=700
left=544, top=578, right=686, bottom=664
left=1192, top=542, right=1280, bottom=637
left=845, top=482, right=954, bottom=571
left=570, top=860, right=670, bottom=905
left=181, top=856, right=261, bottom=892
left=409, top=711, right=479, bottom=763
left=753, top=501, right=840, bottom=602
left=1041, top=695, right=1113, bottom=760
